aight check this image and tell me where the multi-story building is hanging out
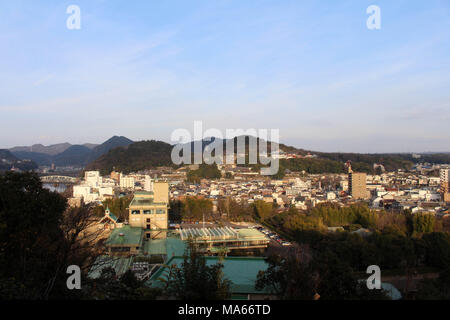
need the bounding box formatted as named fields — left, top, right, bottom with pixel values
left=348, top=164, right=370, bottom=200
left=120, top=173, right=135, bottom=189
left=441, top=169, right=450, bottom=202
left=440, top=169, right=450, bottom=193
left=128, top=182, right=169, bottom=239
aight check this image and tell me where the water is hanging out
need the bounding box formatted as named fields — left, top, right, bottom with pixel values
left=43, top=183, right=67, bottom=193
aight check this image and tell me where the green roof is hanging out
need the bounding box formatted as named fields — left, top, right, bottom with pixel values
left=142, top=237, right=186, bottom=257
left=105, top=225, right=143, bottom=246
left=236, top=228, right=267, bottom=240
left=135, top=191, right=154, bottom=195
left=149, top=256, right=270, bottom=294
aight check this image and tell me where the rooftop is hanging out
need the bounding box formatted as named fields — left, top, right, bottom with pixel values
left=149, top=256, right=270, bottom=294
left=105, top=225, right=143, bottom=246
left=179, top=227, right=267, bottom=242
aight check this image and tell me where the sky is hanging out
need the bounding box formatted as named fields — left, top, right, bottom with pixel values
left=1, top=0, right=449, bottom=153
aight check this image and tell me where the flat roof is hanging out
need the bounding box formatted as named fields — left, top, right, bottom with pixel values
left=149, top=256, right=270, bottom=294
left=179, top=227, right=267, bottom=242
left=105, top=225, right=143, bottom=246
left=142, top=237, right=186, bottom=257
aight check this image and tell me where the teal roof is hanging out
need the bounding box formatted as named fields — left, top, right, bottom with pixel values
left=105, top=225, right=143, bottom=246
left=109, top=212, right=118, bottom=222
left=149, top=256, right=269, bottom=294
left=142, top=236, right=186, bottom=257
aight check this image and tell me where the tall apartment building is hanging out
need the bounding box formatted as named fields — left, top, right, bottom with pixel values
left=128, top=181, right=169, bottom=238
left=347, top=163, right=370, bottom=200
left=120, top=173, right=135, bottom=189
left=440, top=169, right=450, bottom=202
left=440, top=169, right=450, bottom=192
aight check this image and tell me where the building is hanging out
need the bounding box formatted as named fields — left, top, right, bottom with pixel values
left=105, top=225, right=143, bottom=255
left=85, top=171, right=102, bottom=187
left=348, top=164, right=370, bottom=200
left=440, top=169, right=450, bottom=192
left=179, top=227, right=269, bottom=254
left=440, top=169, right=450, bottom=201
left=120, top=173, right=135, bottom=189
left=128, top=182, right=169, bottom=238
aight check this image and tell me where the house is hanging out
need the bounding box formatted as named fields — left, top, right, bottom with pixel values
left=98, top=206, right=119, bottom=230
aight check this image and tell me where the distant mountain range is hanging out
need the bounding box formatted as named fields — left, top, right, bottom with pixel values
left=87, top=136, right=450, bottom=176
left=0, top=149, right=38, bottom=172
left=9, top=136, right=133, bottom=167
left=5, top=135, right=450, bottom=175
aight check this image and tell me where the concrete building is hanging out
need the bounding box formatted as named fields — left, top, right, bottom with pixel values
left=120, top=173, right=135, bottom=189
left=128, top=182, right=169, bottom=238
left=85, top=171, right=102, bottom=188
left=440, top=169, right=450, bottom=202
left=348, top=164, right=370, bottom=200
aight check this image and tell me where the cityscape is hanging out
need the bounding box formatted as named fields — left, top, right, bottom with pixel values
left=1, top=0, right=450, bottom=311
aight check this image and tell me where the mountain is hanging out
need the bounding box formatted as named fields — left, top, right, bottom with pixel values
left=52, top=145, right=93, bottom=167
left=0, top=149, right=38, bottom=172
left=84, top=136, right=450, bottom=176
left=10, top=143, right=72, bottom=156
left=10, top=136, right=134, bottom=168
left=88, top=136, right=134, bottom=162
left=83, top=143, right=99, bottom=150
left=10, top=151, right=53, bottom=166
left=85, top=140, right=173, bottom=174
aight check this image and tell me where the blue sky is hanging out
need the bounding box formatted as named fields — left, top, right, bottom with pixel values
left=1, top=0, right=449, bottom=152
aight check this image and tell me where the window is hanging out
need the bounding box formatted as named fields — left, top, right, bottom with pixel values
left=146, top=218, right=150, bottom=223
left=146, top=224, right=151, bottom=230
left=131, top=210, right=140, bottom=215
left=146, top=233, right=150, bottom=239
left=156, top=209, right=166, bottom=214
left=143, top=210, right=152, bottom=214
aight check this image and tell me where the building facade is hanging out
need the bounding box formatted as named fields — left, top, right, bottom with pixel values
left=128, top=182, right=169, bottom=238
left=349, top=172, right=370, bottom=200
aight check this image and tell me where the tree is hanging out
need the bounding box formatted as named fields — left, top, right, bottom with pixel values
left=416, top=267, right=450, bottom=300
left=163, top=241, right=232, bottom=300
left=253, top=200, right=273, bottom=221
left=412, top=213, right=435, bottom=235
left=256, top=250, right=390, bottom=300
left=256, top=253, right=316, bottom=299
left=0, top=172, right=103, bottom=299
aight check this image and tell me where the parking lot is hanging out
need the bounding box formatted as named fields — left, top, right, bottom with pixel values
left=249, top=225, right=292, bottom=247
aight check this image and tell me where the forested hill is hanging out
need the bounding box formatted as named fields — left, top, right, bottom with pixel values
left=85, top=140, right=174, bottom=175
left=84, top=136, right=450, bottom=176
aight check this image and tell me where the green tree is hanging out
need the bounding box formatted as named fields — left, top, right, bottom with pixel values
left=163, top=241, right=232, bottom=300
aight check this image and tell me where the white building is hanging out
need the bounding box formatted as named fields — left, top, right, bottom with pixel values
left=120, top=174, right=135, bottom=189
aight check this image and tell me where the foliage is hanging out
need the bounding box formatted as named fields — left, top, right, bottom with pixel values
left=163, top=241, right=232, bottom=300
left=412, top=213, right=436, bottom=236
left=86, top=140, right=175, bottom=175
left=92, top=196, right=132, bottom=221
left=187, top=164, right=221, bottom=183
left=0, top=172, right=101, bottom=299
left=256, top=251, right=390, bottom=300
left=252, top=200, right=273, bottom=221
